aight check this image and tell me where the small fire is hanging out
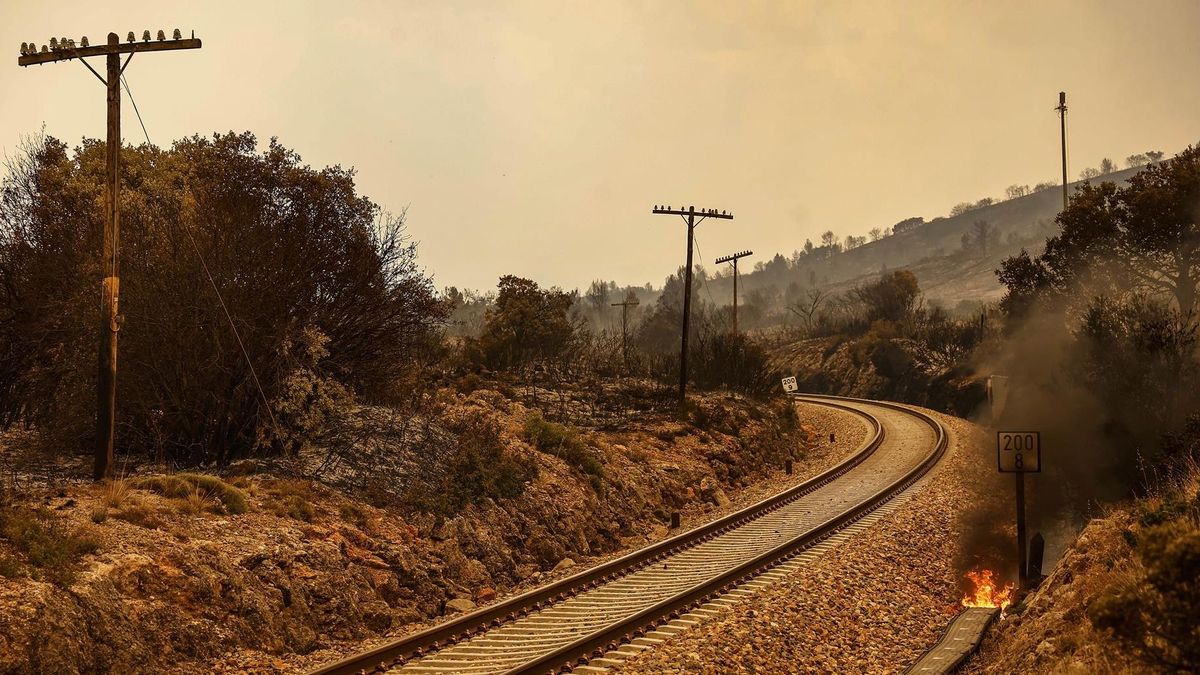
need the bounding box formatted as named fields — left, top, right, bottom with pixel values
left=961, top=568, right=1014, bottom=611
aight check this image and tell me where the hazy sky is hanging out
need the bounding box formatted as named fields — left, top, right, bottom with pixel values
left=2, top=1, right=1198, bottom=292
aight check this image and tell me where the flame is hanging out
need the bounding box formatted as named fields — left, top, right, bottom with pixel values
left=961, top=568, right=1014, bottom=611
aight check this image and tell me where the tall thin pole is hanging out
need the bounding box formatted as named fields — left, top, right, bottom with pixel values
left=716, top=250, right=752, bottom=336
left=611, top=295, right=639, bottom=373
left=621, top=303, right=629, bottom=370
left=97, top=33, right=121, bottom=480
left=732, top=258, right=738, bottom=334
left=680, top=208, right=695, bottom=403
left=652, top=205, right=733, bottom=404
left=17, top=29, right=203, bottom=481
left=1057, top=91, right=1068, bottom=211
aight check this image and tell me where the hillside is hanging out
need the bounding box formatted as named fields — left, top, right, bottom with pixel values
left=702, top=166, right=1146, bottom=312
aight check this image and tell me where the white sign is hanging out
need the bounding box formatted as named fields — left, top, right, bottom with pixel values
left=998, top=431, right=1041, bottom=473
left=781, top=376, right=798, bottom=393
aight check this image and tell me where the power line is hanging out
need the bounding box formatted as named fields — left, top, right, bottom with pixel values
left=120, top=74, right=151, bottom=145
left=690, top=231, right=718, bottom=308
left=117, top=71, right=282, bottom=441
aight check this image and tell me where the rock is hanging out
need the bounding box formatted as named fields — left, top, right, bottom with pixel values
left=712, top=489, right=731, bottom=508
left=445, top=598, right=477, bottom=614
left=552, top=558, right=576, bottom=573
left=1036, top=640, right=1056, bottom=657
left=476, top=587, right=497, bottom=603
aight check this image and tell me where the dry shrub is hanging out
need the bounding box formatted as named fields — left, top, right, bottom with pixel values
left=131, top=473, right=248, bottom=515
left=0, top=133, right=448, bottom=465
left=264, top=480, right=319, bottom=522
left=1088, top=465, right=1200, bottom=672
left=0, top=506, right=100, bottom=586
left=113, top=503, right=167, bottom=530
left=523, top=413, right=603, bottom=489
left=102, top=479, right=130, bottom=508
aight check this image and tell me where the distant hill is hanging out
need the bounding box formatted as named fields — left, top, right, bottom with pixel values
left=701, top=165, right=1147, bottom=313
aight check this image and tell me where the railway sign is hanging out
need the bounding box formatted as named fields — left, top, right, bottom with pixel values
left=997, top=431, right=1040, bottom=473
left=781, top=376, right=798, bottom=393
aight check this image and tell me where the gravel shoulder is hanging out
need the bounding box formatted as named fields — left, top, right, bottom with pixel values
left=618, top=407, right=991, bottom=675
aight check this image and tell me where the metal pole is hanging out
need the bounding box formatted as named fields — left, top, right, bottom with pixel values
left=679, top=208, right=695, bottom=403
left=1016, top=471, right=1028, bottom=589
left=96, top=32, right=121, bottom=481
left=1057, top=91, right=1068, bottom=211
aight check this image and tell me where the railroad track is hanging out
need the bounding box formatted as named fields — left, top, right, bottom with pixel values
left=312, top=395, right=948, bottom=675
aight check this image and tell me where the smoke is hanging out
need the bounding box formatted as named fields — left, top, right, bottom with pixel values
left=957, top=295, right=1200, bottom=575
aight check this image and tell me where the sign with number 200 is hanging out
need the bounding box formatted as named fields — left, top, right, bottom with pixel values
left=997, top=431, right=1041, bottom=473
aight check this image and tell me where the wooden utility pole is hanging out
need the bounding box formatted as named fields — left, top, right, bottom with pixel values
left=18, top=29, right=202, bottom=480
left=610, top=294, right=640, bottom=372
left=715, top=250, right=752, bottom=334
left=1056, top=91, right=1068, bottom=211
left=651, top=205, right=734, bottom=403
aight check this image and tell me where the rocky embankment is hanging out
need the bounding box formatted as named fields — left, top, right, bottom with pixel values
left=0, top=391, right=860, bottom=674
left=964, top=464, right=1200, bottom=674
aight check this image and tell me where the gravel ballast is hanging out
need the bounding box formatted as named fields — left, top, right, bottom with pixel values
left=618, top=407, right=992, bottom=675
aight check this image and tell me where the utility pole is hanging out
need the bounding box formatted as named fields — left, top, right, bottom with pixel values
left=651, top=205, right=734, bottom=403
left=18, top=29, right=202, bottom=480
left=715, top=250, right=752, bottom=334
left=610, top=294, right=640, bottom=372
left=1056, top=91, right=1068, bottom=211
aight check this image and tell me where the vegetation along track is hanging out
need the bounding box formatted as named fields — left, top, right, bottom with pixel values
left=312, top=395, right=948, bottom=675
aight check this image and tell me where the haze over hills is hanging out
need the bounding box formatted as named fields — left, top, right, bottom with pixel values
left=692, top=164, right=1148, bottom=317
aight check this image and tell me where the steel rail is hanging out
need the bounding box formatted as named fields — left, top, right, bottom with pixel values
left=312, top=396, right=882, bottom=675
left=506, top=395, right=946, bottom=674
left=311, top=395, right=941, bottom=675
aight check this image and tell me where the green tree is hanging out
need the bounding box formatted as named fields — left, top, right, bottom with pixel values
left=998, top=146, right=1200, bottom=315
left=478, top=275, right=577, bottom=368
left=851, top=270, right=921, bottom=324
left=0, top=133, right=447, bottom=464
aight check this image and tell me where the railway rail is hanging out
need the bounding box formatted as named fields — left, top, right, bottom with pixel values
left=311, top=394, right=948, bottom=675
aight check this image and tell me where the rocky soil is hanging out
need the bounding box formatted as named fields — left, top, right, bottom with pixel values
left=0, top=390, right=859, bottom=674
left=618, top=408, right=995, bottom=674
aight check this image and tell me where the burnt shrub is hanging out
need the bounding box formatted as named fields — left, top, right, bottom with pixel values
left=690, top=328, right=777, bottom=396
left=405, top=413, right=537, bottom=515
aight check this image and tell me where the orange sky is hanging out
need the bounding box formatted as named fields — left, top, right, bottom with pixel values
left=3, top=1, right=1198, bottom=291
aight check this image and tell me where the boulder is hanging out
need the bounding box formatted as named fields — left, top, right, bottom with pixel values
left=445, top=598, right=477, bottom=614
